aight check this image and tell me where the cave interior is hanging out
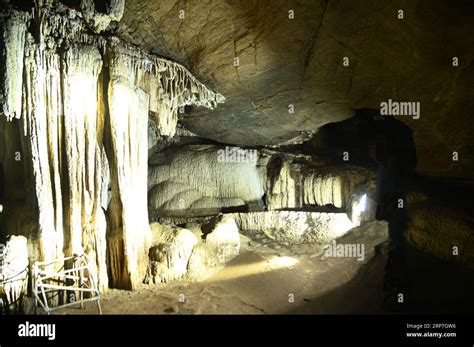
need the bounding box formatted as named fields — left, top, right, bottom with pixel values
left=0, top=0, right=473, bottom=315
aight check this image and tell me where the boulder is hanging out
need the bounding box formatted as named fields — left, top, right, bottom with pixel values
left=187, top=215, right=240, bottom=281
left=144, top=223, right=198, bottom=284
left=145, top=216, right=241, bottom=283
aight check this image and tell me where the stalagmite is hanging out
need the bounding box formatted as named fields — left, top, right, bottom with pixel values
left=145, top=215, right=240, bottom=283
left=144, top=223, right=198, bottom=284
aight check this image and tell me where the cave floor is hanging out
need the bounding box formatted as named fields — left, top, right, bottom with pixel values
left=55, top=225, right=389, bottom=315
left=55, top=230, right=474, bottom=315
left=55, top=248, right=384, bottom=314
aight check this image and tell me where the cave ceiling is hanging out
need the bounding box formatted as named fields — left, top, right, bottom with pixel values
left=118, top=0, right=474, bottom=176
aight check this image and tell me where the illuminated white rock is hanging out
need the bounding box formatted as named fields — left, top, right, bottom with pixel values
left=0, top=236, right=28, bottom=313
left=80, top=0, right=125, bottom=33
left=144, top=223, right=198, bottom=284
left=187, top=215, right=241, bottom=281
left=303, top=172, right=344, bottom=208
left=0, top=10, right=28, bottom=120
left=148, top=145, right=264, bottom=217
left=0, top=4, right=224, bottom=291
left=266, top=158, right=296, bottom=210
left=232, top=211, right=356, bottom=245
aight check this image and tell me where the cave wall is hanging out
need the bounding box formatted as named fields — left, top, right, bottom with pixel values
left=147, top=143, right=376, bottom=222
left=148, top=145, right=265, bottom=217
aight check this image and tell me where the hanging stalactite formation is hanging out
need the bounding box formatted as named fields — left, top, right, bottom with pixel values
left=0, top=1, right=224, bottom=291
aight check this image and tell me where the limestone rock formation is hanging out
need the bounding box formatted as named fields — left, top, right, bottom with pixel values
left=266, top=156, right=297, bottom=210
left=232, top=211, right=356, bottom=246
left=266, top=158, right=370, bottom=211
left=147, top=143, right=376, bottom=218
left=144, top=223, right=198, bottom=284
left=0, top=1, right=223, bottom=291
left=405, top=202, right=474, bottom=269
left=187, top=215, right=240, bottom=281
left=145, top=215, right=240, bottom=283
left=148, top=145, right=265, bottom=217
left=303, top=172, right=344, bottom=208
left=80, top=0, right=125, bottom=33
left=1, top=0, right=471, bottom=311
left=0, top=10, right=28, bottom=121
left=324, top=220, right=389, bottom=263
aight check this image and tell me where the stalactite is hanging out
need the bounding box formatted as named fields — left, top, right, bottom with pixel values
left=107, top=38, right=225, bottom=137
left=0, top=10, right=29, bottom=120
left=61, top=44, right=108, bottom=290
left=23, top=33, right=63, bottom=264
left=303, top=172, right=345, bottom=208
left=80, top=0, right=125, bottom=33
left=302, top=166, right=376, bottom=211
left=105, top=40, right=226, bottom=287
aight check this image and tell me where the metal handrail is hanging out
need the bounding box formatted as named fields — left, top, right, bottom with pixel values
left=33, top=253, right=102, bottom=315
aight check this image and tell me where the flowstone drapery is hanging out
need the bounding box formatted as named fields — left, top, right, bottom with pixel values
left=0, top=2, right=224, bottom=290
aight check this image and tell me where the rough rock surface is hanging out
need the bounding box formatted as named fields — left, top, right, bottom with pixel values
left=144, top=223, right=198, bottom=284
left=148, top=145, right=265, bottom=217
left=266, top=157, right=376, bottom=212
left=266, top=157, right=296, bottom=210
left=187, top=215, right=240, bottom=281
left=405, top=202, right=474, bottom=269
left=231, top=211, right=356, bottom=246
left=80, top=0, right=125, bottom=33
left=119, top=0, right=474, bottom=177
left=145, top=215, right=240, bottom=283
left=147, top=144, right=376, bottom=217
left=56, top=220, right=392, bottom=315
